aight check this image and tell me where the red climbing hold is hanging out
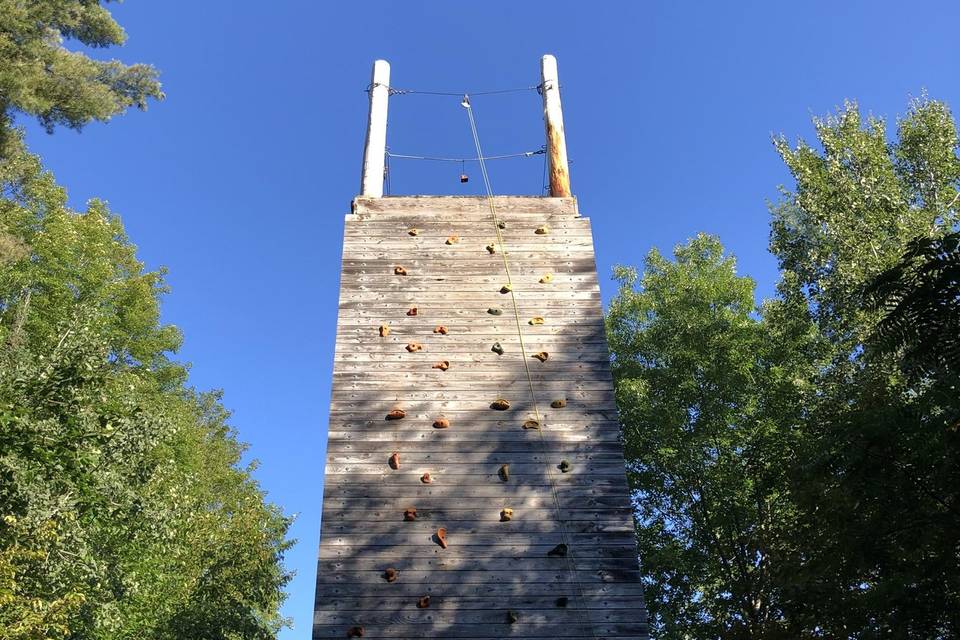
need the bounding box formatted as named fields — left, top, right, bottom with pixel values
left=406, top=307, right=418, bottom=316
left=383, top=567, right=399, bottom=582
left=347, top=625, right=365, bottom=637
left=420, top=472, right=432, bottom=484
left=433, top=325, right=448, bottom=335
left=435, top=528, right=448, bottom=549
left=433, top=417, right=450, bottom=429
left=386, top=409, right=405, bottom=420
left=406, top=342, right=423, bottom=352
left=417, top=595, right=431, bottom=608
left=388, top=452, right=400, bottom=469
left=432, top=360, right=450, bottom=371
left=403, top=507, right=417, bottom=521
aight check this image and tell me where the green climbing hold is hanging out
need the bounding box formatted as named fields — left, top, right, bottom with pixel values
left=506, top=610, right=519, bottom=624
left=491, top=342, right=504, bottom=355
left=497, top=220, right=507, bottom=229
left=487, top=307, right=503, bottom=316
left=558, top=459, right=572, bottom=473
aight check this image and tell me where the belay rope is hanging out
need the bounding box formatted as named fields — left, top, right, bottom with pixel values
left=461, top=94, right=598, bottom=639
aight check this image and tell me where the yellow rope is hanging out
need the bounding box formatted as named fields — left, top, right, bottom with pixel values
left=462, top=95, right=598, bottom=639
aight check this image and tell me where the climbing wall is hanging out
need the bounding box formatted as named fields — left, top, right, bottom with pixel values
left=315, top=196, right=648, bottom=639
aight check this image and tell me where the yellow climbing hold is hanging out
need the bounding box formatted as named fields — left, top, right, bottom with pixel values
left=539, top=273, right=553, bottom=284
left=500, top=284, right=512, bottom=294
left=535, top=226, right=549, bottom=235
left=529, top=316, right=545, bottom=325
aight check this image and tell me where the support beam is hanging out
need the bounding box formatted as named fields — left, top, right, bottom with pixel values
left=360, top=59, right=390, bottom=197
left=540, top=54, right=571, bottom=197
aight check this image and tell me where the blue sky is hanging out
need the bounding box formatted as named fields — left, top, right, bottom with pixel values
left=21, top=1, right=960, bottom=636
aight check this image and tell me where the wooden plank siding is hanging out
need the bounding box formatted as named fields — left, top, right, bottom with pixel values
left=315, top=196, right=647, bottom=639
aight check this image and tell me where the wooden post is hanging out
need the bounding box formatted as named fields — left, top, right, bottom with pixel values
left=360, top=59, right=390, bottom=197
left=540, top=54, right=571, bottom=197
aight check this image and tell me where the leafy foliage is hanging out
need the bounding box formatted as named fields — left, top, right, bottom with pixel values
left=866, top=231, right=960, bottom=376
left=0, top=0, right=162, bottom=137
left=0, top=4, right=291, bottom=638
left=610, top=97, right=960, bottom=638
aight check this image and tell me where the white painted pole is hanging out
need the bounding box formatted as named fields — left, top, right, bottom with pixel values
left=540, top=54, right=571, bottom=197
left=360, top=59, right=390, bottom=197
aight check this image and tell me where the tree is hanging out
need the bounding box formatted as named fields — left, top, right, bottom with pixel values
left=609, top=97, right=960, bottom=638
left=0, top=0, right=162, bottom=146
left=0, top=153, right=293, bottom=640
left=0, top=3, right=292, bottom=638
left=607, top=234, right=814, bottom=639
left=769, top=97, right=960, bottom=638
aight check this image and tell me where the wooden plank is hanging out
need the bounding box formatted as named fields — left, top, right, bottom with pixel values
left=351, top=196, right=579, bottom=216
left=315, top=595, right=644, bottom=612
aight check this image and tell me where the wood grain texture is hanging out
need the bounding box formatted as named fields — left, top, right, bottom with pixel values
left=315, top=196, right=647, bottom=639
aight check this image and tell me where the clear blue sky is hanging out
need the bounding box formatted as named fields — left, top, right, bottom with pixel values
left=21, top=1, right=960, bottom=636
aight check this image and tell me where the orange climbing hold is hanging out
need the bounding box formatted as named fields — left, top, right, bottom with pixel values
left=433, top=417, right=450, bottom=429
left=383, top=567, right=399, bottom=582
left=433, top=325, right=448, bottom=335
left=432, top=360, right=450, bottom=371
left=386, top=409, right=405, bottom=420
left=445, top=235, right=460, bottom=245
left=388, top=452, right=400, bottom=469
left=403, top=507, right=417, bottom=521
left=406, top=307, right=418, bottom=316
left=394, top=266, right=407, bottom=276
left=435, top=528, right=448, bottom=549
left=417, top=596, right=431, bottom=609
left=491, top=399, right=510, bottom=410
left=379, top=324, right=390, bottom=337
left=532, top=351, right=549, bottom=362
left=420, top=472, right=432, bottom=484
left=405, top=342, right=422, bottom=352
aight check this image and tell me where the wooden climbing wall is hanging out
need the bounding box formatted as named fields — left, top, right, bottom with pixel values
left=315, top=196, right=648, bottom=639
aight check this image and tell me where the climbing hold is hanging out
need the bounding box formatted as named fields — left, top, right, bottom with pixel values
left=347, top=625, right=365, bottom=638
left=383, top=567, right=399, bottom=582
left=485, top=244, right=496, bottom=254
left=491, top=398, right=510, bottom=411
left=432, top=417, right=450, bottom=429
left=555, top=597, right=569, bottom=608
left=433, top=325, right=448, bottom=335
left=558, top=459, right=572, bottom=473
left=522, top=419, right=540, bottom=430
left=547, top=543, right=568, bottom=557
left=491, top=342, right=504, bottom=355
left=498, top=464, right=510, bottom=482
left=394, top=266, right=407, bottom=276
left=539, top=273, right=553, bottom=284
left=506, top=610, right=519, bottom=624
left=406, top=306, right=418, bottom=316
left=500, top=508, right=513, bottom=522
left=432, top=360, right=450, bottom=371
left=386, top=409, right=406, bottom=420
left=532, top=351, right=549, bottom=362
left=405, top=342, right=422, bottom=352
left=500, top=284, right=512, bottom=294
left=404, top=507, right=417, bottom=521
left=420, top=472, right=432, bottom=484
left=497, top=220, right=507, bottom=229
left=535, top=226, right=549, bottom=235
left=388, top=452, right=400, bottom=469
left=529, top=316, right=545, bottom=325
left=408, top=228, right=419, bottom=236
left=551, top=399, right=567, bottom=408
left=487, top=307, right=503, bottom=316
left=417, top=595, right=431, bottom=609
left=435, top=527, right=448, bottom=549
left=445, top=235, right=460, bottom=245
left=379, top=324, right=390, bottom=337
